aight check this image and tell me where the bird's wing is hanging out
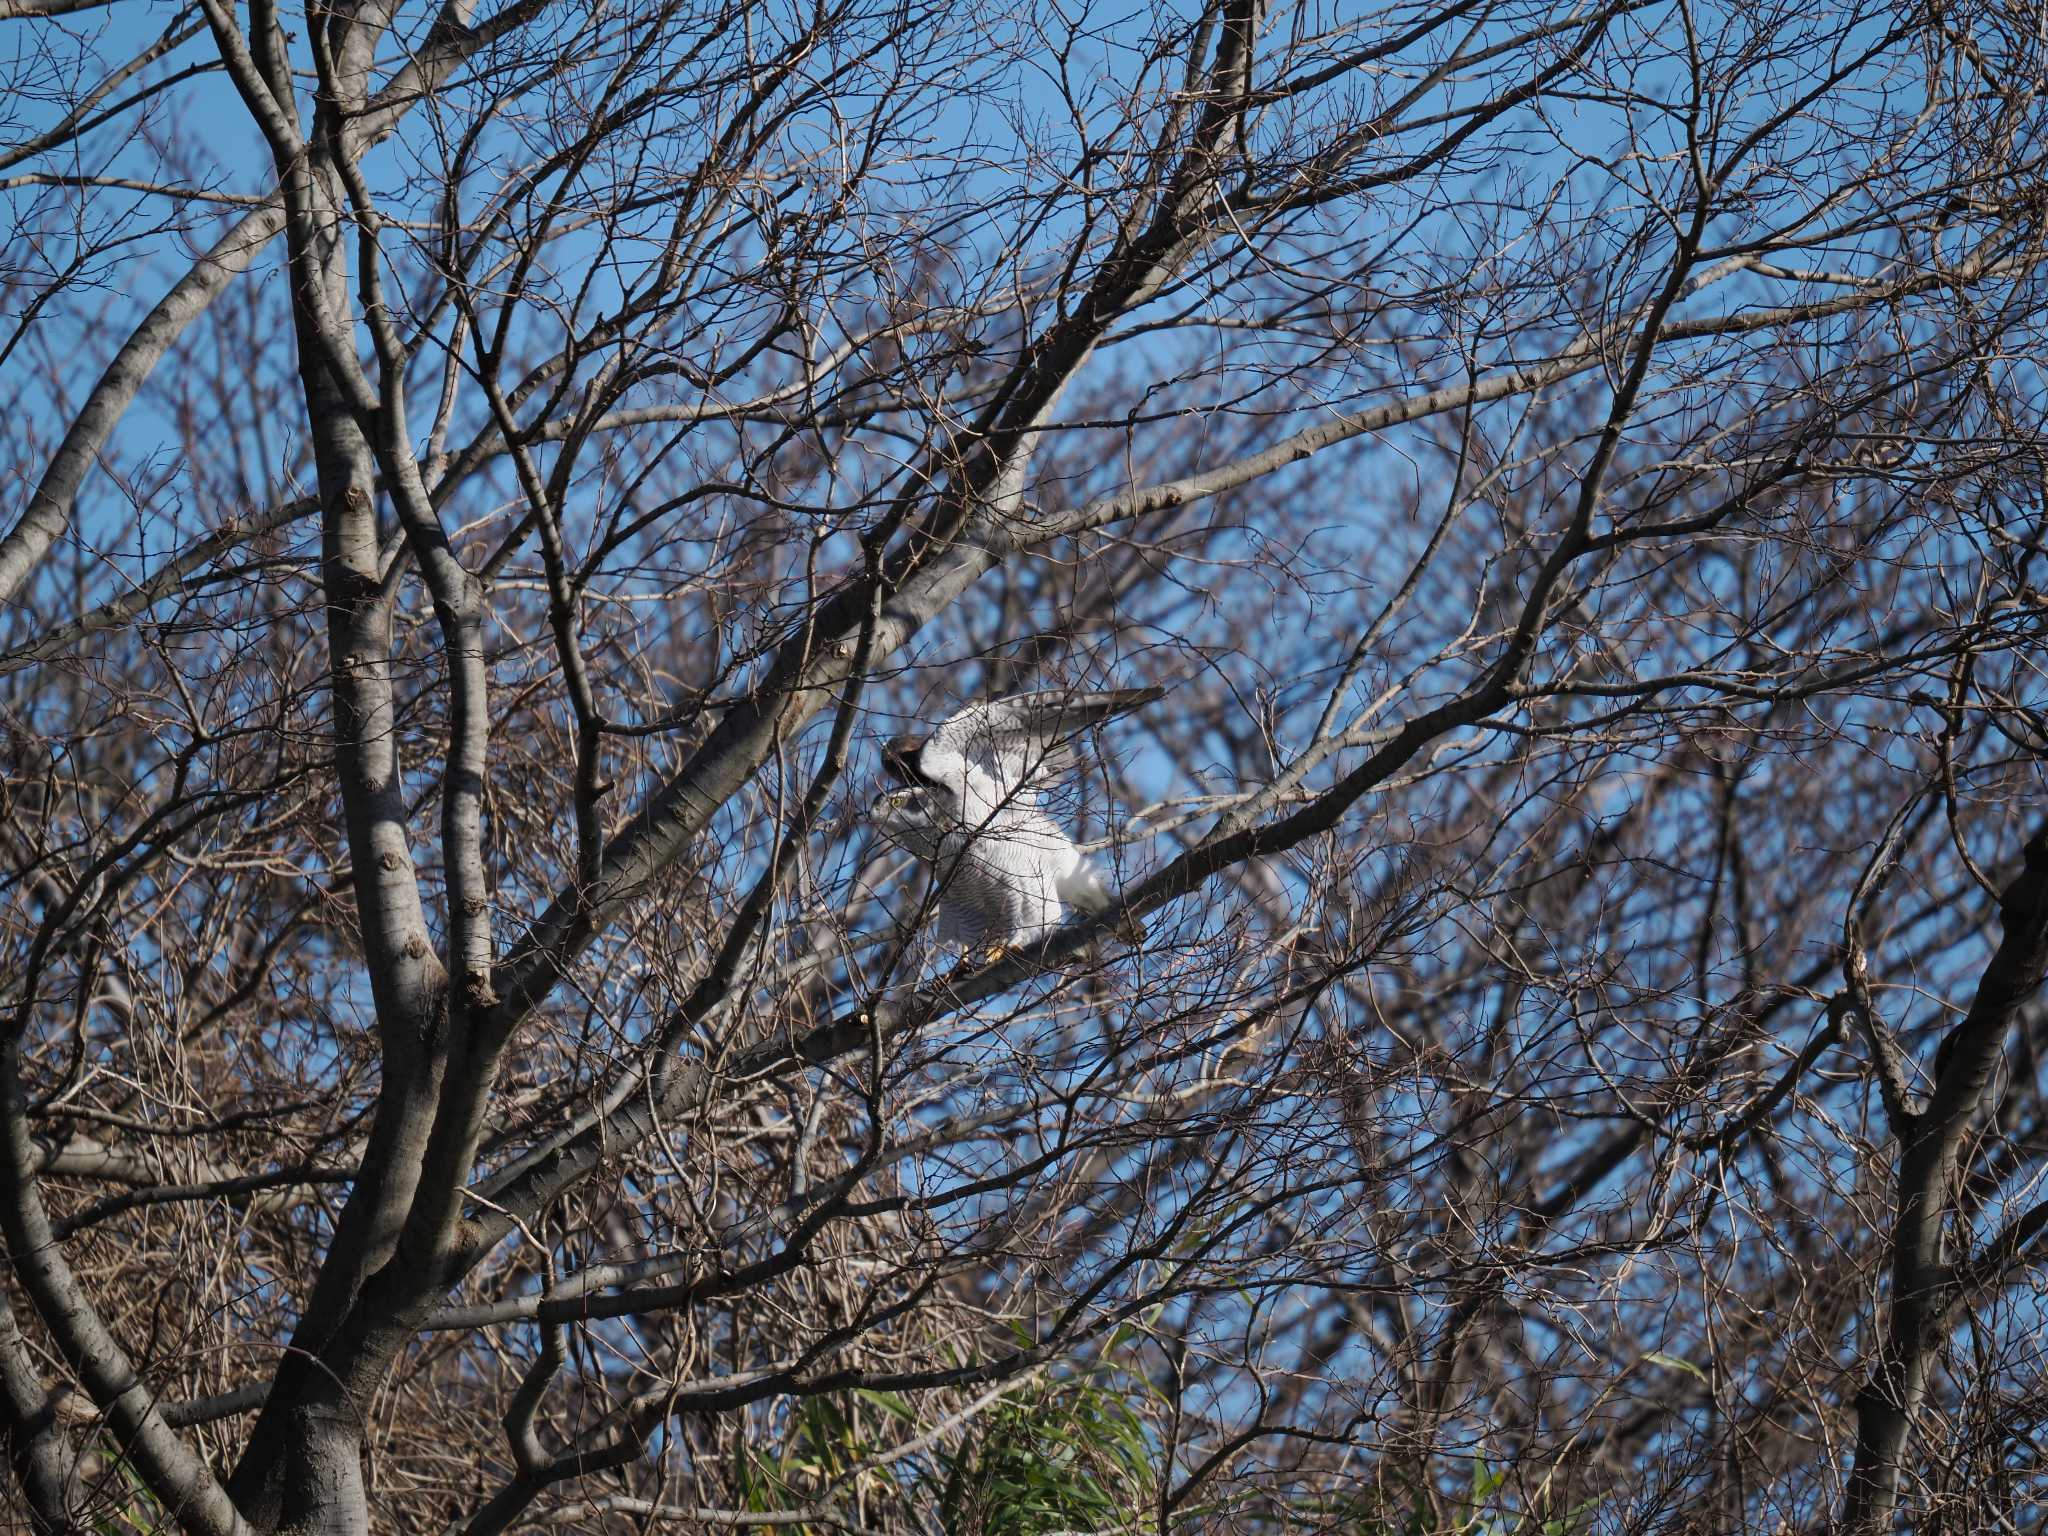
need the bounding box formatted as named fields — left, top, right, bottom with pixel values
left=929, top=686, right=1162, bottom=803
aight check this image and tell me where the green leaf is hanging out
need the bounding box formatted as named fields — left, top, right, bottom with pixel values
left=852, top=1387, right=916, bottom=1423
left=1643, top=1351, right=1708, bottom=1381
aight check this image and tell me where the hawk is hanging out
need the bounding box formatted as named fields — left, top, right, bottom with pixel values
left=871, top=687, right=1160, bottom=953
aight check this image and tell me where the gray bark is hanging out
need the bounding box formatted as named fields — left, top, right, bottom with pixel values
left=1841, top=826, right=2048, bottom=1532
left=0, top=205, right=287, bottom=609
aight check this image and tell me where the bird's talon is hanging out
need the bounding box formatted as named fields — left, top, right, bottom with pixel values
left=871, top=689, right=1161, bottom=969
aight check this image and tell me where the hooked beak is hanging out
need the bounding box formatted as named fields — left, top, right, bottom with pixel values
left=871, top=785, right=924, bottom=839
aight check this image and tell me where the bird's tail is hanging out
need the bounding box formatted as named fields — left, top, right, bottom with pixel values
left=1059, top=858, right=1146, bottom=945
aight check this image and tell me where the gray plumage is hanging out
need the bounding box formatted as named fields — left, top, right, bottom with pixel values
left=870, top=688, right=1159, bottom=950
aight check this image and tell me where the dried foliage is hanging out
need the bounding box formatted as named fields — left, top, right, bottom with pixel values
left=4, top=0, right=2048, bottom=1531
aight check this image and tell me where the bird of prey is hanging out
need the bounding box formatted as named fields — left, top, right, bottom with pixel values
left=871, top=687, right=1160, bottom=954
